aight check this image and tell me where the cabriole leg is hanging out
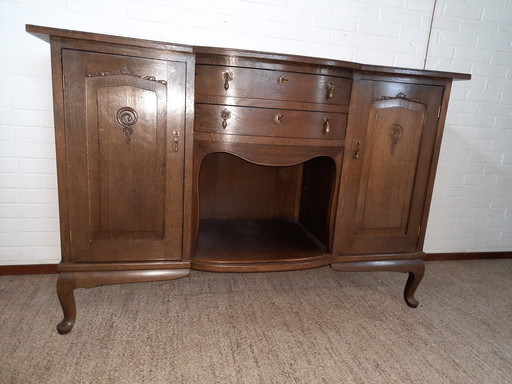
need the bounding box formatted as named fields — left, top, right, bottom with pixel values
left=331, top=259, right=425, bottom=308
left=56, top=272, right=77, bottom=335
left=54, top=269, right=190, bottom=334
left=404, top=261, right=425, bottom=308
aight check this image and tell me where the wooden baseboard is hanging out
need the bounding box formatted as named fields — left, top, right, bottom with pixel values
left=0, top=252, right=510, bottom=275
left=0, top=264, right=58, bottom=276
left=424, top=251, right=512, bottom=261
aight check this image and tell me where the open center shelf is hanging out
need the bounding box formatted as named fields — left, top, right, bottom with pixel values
left=192, top=152, right=338, bottom=272
left=192, top=219, right=330, bottom=271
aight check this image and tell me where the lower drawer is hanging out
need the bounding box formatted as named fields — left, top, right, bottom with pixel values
left=195, top=104, right=347, bottom=140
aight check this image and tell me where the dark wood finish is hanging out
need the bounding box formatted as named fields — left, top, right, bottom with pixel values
left=27, top=26, right=195, bottom=333
left=190, top=140, right=343, bottom=265
left=359, top=64, right=471, bottom=80
left=62, top=50, right=186, bottom=262
left=299, top=156, right=338, bottom=247
left=195, top=65, right=351, bottom=106
left=334, top=77, right=445, bottom=255
left=26, top=24, right=470, bottom=333
left=195, top=220, right=326, bottom=261
left=58, top=261, right=190, bottom=272
left=195, top=104, right=346, bottom=140
left=331, top=259, right=425, bottom=308
left=194, top=131, right=344, bottom=147
left=56, top=269, right=190, bottom=334
left=194, top=139, right=343, bottom=168
left=199, top=153, right=302, bottom=220
left=194, top=95, right=350, bottom=114
left=4, top=251, right=512, bottom=275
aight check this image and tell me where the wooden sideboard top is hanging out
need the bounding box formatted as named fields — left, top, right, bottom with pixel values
left=26, top=24, right=471, bottom=81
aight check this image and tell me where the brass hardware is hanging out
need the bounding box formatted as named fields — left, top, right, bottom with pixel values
left=172, top=131, right=180, bottom=152
left=323, top=117, right=330, bottom=134
left=221, top=108, right=231, bottom=129
left=353, top=140, right=361, bottom=159
left=277, top=76, right=289, bottom=85
left=222, top=71, right=233, bottom=90
left=274, top=113, right=284, bottom=124
left=326, top=81, right=334, bottom=99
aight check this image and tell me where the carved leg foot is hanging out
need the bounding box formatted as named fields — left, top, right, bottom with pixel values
left=404, top=262, right=425, bottom=308
left=56, top=273, right=76, bottom=335
left=54, top=268, right=190, bottom=334
left=331, top=258, right=425, bottom=308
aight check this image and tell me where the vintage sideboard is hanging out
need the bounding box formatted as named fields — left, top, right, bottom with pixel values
left=26, top=25, right=470, bottom=334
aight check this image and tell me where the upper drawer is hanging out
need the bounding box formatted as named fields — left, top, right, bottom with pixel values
left=195, top=65, right=351, bottom=106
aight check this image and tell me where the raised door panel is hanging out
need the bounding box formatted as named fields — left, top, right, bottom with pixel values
left=62, top=50, right=186, bottom=262
left=336, top=79, right=444, bottom=255
left=89, top=82, right=166, bottom=241
left=356, top=98, right=425, bottom=235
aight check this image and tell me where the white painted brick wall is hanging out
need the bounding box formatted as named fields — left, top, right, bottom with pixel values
left=0, top=0, right=510, bottom=264
left=425, top=0, right=512, bottom=253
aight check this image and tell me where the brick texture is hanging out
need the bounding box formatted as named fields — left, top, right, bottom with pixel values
left=425, top=0, right=512, bottom=253
left=0, top=0, right=510, bottom=264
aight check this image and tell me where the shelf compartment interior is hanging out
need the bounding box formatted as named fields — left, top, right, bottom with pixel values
left=195, top=153, right=336, bottom=264
left=194, top=219, right=327, bottom=263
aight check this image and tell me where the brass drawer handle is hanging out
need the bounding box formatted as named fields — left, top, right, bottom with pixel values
left=353, top=140, right=361, bottom=159
left=323, top=117, right=330, bottom=135
left=326, top=81, right=334, bottom=99
left=277, top=76, right=289, bottom=85
left=274, top=113, right=284, bottom=124
left=222, top=71, right=233, bottom=90
left=221, top=108, right=231, bottom=129
left=172, top=131, right=180, bottom=152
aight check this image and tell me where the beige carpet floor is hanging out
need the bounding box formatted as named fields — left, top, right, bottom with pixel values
left=1, top=259, right=511, bottom=384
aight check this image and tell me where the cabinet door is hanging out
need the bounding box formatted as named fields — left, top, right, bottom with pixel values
left=336, top=78, right=443, bottom=255
left=62, top=50, right=186, bottom=262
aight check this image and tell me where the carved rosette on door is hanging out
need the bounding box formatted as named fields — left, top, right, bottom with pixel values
left=388, top=124, right=403, bottom=154
left=116, top=106, right=138, bottom=144
left=85, top=67, right=169, bottom=145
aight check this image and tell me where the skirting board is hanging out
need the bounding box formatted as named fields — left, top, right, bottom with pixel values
left=0, top=264, right=58, bottom=276
left=424, top=251, right=512, bottom=261
left=1, top=252, right=511, bottom=275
